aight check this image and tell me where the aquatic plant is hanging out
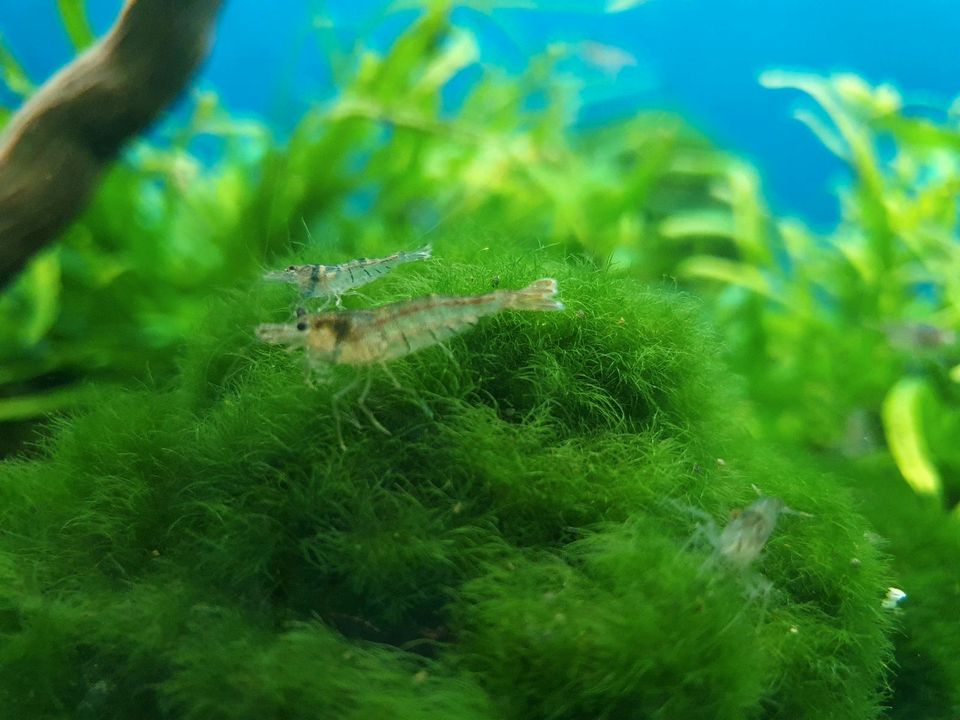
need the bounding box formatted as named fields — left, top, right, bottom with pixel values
left=1, top=2, right=958, bottom=715
left=663, top=71, right=960, bottom=512
left=649, top=72, right=960, bottom=713
left=839, top=453, right=960, bottom=720
left=0, top=248, right=894, bottom=718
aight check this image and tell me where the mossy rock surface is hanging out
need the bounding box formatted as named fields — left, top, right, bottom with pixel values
left=0, top=246, right=893, bottom=718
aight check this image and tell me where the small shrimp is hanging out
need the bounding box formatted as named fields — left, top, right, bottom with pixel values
left=263, top=245, right=432, bottom=306
left=714, top=497, right=787, bottom=569
left=673, top=494, right=810, bottom=612
left=257, top=278, right=563, bottom=449
left=256, top=277, right=563, bottom=367
left=676, top=494, right=807, bottom=572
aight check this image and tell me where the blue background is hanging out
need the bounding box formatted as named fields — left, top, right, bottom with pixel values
left=2, top=0, right=957, bottom=228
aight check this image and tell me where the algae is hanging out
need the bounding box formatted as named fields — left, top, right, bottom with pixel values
left=0, top=247, right=893, bottom=718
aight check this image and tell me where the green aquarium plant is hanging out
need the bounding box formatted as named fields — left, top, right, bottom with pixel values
left=838, top=452, right=960, bottom=720
left=663, top=72, right=960, bottom=512
left=644, top=71, right=960, bottom=714
left=0, top=245, right=895, bottom=719
left=615, top=66, right=960, bottom=717
left=1, top=2, right=957, bottom=716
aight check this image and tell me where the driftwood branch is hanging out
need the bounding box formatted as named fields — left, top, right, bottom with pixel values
left=0, top=0, right=225, bottom=286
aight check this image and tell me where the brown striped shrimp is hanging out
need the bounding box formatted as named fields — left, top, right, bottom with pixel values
left=257, top=278, right=563, bottom=448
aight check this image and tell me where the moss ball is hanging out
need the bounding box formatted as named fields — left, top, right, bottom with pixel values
left=0, top=248, right=893, bottom=718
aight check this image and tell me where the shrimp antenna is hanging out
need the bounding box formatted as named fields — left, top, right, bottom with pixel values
left=300, top=216, right=313, bottom=243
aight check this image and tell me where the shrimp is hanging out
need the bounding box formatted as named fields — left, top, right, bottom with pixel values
left=263, top=245, right=432, bottom=306
left=674, top=494, right=808, bottom=600
left=663, top=492, right=814, bottom=625
left=714, top=497, right=786, bottom=570
left=257, top=278, right=563, bottom=448
left=256, top=278, right=563, bottom=367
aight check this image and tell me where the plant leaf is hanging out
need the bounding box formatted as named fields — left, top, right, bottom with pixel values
left=21, top=250, right=62, bottom=346
left=0, top=386, right=86, bottom=421
left=659, top=209, right=735, bottom=241
left=56, top=0, right=97, bottom=52
left=678, top=256, right=782, bottom=303
left=881, top=376, right=943, bottom=498
left=0, top=33, right=33, bottom=96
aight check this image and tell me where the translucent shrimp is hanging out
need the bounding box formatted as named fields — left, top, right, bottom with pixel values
left=263, top=245, right=432, bottom=306
left=257, top=278, right=563, bottom=448
left=679, top=494, right=812, bottom=571
left=713, top=497, right=787, bottom=570
left=256, top=277, right=563, bottom=367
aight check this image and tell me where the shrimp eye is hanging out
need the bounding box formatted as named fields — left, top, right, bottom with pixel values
left=296, top=321, right=308, bottom=331
left=287, top=265, right=297, bottom=271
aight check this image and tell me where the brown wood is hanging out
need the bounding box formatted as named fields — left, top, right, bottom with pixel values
left=0, top=0, right=225, bottom=286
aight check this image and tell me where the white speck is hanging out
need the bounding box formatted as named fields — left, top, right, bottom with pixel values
left=882, top=587, right=907, bottom=609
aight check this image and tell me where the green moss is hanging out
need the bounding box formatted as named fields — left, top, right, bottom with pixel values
left=0, top=248, right=893, bottom=718
left=836, top=455, right=960, bottom=720
left=452, top=522, right=765, bottom=720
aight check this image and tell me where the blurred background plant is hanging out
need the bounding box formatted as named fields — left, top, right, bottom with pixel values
left=666, top=70, right=960, bottom=514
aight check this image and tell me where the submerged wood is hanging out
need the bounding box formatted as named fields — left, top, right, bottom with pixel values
left=0, top=0, right=224, bottom=286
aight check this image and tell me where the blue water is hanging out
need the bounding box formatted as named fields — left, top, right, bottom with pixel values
left=2, top=0, right=957, bottom=228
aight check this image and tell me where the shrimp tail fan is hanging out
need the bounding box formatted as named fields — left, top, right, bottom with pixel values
left=505, top=278, right=564, bottom=312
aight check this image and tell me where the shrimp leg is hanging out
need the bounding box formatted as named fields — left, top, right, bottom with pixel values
left=356, top=371, right=390, bottom=436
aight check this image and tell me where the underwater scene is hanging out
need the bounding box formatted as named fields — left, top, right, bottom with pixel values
left=1, top=1, right=959, bottom=718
